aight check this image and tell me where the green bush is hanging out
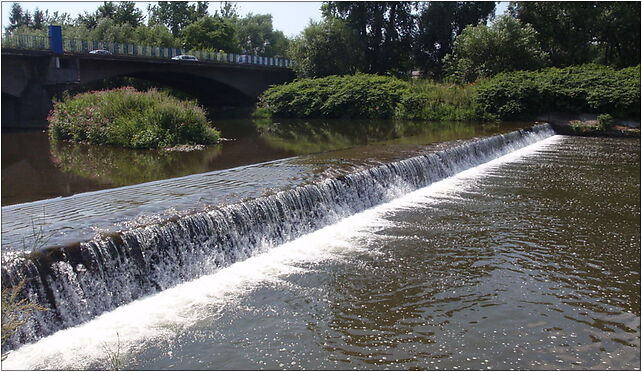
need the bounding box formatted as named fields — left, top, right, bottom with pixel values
left=395, top=80, right=478, bottom=120
left=48, top=87, right=220, bottom=149
left=475, top=64, right=641, bottom=120
left=258, top=74, right=411, bottom=119
left=597, top=113, right=615, bottom=131
left=258, top=74, right=480, bottom=122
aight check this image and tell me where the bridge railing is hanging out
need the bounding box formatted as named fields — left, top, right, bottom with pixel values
left=2, top=34, right=50, bottom=50
left=2, top=33, right=294, bottom=68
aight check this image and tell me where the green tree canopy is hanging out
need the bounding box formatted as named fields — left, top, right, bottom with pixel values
left=414, top=1, right=495, bottom=78
left=7, top=3, right=27, bottom=31
left=443, top=15, right=550, bottom=83
left=322, top=1, right=416, bottom=76
left=147, top=1, right=208, bottom=36
left=509, top=1, right=641, bottom=67
left=236, top=13, right=289, bottom=57
left=180, top=15, right=240, bottom=52
left=32, top=8, right=45, bottom=30
left=288, top=18, right=365, bottom=78
left=114, top=2, right=144, bottom=27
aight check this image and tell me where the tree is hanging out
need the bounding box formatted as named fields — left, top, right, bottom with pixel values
left=509, top=2, right=640, bottom=67
left=148, top=1, right=207, bottom=36
left=288, top=18, right=365, bottom=78
left=32, top=8, right=45, bottom=29
left=593, top=2, right=640, bottom=67
left=180, top=15, right=239, bottom=52
left=414, top=1, right=495, bottom=78
left=96, top=2, right=117, bottom=19
left=7, top=3, right=25, bottom=31
left=443, top=16, right=549, bottom=83
left=215, top=1, right=238, bottom=20
left=236, top=13, right=289, bottom=57
left=76, top=11, right=99, bottom=29
left=322, top=2, right=416, bottom=76
left=114, top=2, right=144, bottom=27
left=269, top=31, right=289, bottom=57
left=134, top=24, right=181, bottom=48
left=90, top=17, right=136, bottom=43
left=45, top=10, right=74, bottom=26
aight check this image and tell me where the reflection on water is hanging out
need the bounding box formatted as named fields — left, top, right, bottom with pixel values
left=2, top=119, right=532, bottom=205
left=50, top=141, right=223, bottom=186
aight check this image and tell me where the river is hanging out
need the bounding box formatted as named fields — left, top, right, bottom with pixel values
left=2, top=129, right=639, bottom=370
left=1, top=119, right=529, bottom=205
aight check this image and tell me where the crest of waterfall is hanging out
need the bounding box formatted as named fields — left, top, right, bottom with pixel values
left=1, top=124, right=555, bottom=351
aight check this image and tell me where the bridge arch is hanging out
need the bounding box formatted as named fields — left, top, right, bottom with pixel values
left=1, top=51, right=294, bottom=128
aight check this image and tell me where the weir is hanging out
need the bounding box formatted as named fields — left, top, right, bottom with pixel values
left=1, top=124, right=555, bottom=351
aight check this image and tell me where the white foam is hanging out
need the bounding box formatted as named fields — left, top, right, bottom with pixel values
left=2, top=135, right=563, bottom=370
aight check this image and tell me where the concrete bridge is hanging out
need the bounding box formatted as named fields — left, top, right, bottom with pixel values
left=1, top=48, right=294, bottom=128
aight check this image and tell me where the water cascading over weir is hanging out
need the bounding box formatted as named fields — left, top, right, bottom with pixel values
left=1, top=124, right=555, bottom=351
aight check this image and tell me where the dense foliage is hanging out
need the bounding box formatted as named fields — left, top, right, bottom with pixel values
left=7, top=1, right=640, bottom=80
left=180, top=15, right=239, bottom=52
left=414, top=2, right=496, bottom=79
left=48, top=87, right=220, bottom=149
left=509, top=2, right=641, bottom=68
left=322, top=2, right=416, bottom=76
left=260, top=64, right=640, bottom=122
left=258, top=74, right=411, bottom=119
left=395, top=80, right=478, bottom=121
left=237, top=14, right=289, bottom=57
left=258, top=74, right=479, bottom=121
left=444, top=16, right=549, bottom=83
left=288, top=19, right=365, bottom=78
left=475, top=65, right=641, bottom=120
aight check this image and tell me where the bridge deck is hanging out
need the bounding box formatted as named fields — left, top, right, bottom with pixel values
left=1, top=48, right=292, bottom=71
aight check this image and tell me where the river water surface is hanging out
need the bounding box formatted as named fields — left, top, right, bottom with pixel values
left=3, top=135, right=639, bottom=370
left=1, top=120, right=529, bottom=205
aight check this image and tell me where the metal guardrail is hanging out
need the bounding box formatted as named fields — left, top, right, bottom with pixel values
left=1, top=34, right=294, bottom=68
left=2, top=34, right=50, bottom=50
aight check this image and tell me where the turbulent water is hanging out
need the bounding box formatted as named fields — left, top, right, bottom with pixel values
left=2, top=129, right=639, bottom=370
left=2, top=125, right=553, bottom=351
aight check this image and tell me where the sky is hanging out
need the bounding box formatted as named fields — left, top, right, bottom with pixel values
left=2, top=1, right=509, bottom=38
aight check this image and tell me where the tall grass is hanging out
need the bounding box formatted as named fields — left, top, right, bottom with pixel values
left=395, top=80, right=479, bottom=121
left=49, top=87, right=220, bottom=149
left=257, top=74, right=479, bottom=122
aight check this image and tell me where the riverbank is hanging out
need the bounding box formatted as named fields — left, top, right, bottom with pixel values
left=538, top=112, right=641, bottom=138
left=256, top=65, right=640, bottom=131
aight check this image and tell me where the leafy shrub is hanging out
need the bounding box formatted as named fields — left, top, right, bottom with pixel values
left=258, top=74, right=411, bottom=119
left=476, top=64, right=641, bottom=120
left=258, top=74, right=480, bottom=122
left=597, top=113, right=615, bottom=131
left=48, top=87, right=220, bottom=149
left=395, top=80, right=478, bottom=120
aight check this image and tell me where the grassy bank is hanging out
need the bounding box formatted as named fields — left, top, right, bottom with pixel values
left=256, top=65, right=640, bottom=125
left=476, top=64, right=640, bottom=120
left=49, top=87, right=220, bottom=149
left=256, top=74, right=476, bottom=121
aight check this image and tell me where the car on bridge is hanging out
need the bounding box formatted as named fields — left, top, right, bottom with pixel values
left=171, top=55, right=198, bottom=61
left=89, top=49, right=112, bottom=55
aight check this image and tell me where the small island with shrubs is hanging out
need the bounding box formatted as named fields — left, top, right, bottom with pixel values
left=48, top=87, right=220, bottom=149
